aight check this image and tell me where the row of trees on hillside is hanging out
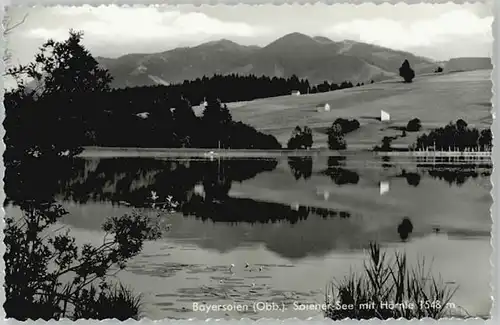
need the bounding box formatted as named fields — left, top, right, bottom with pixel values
left=414, top=119, right=492, bottom=151
left=309, top=80, right=356, bottom=94
left=373, top=118, right=492, bottom=152
left=160, top=72, right=363, bottom=104
left=170, top=74, right=312, bottom=103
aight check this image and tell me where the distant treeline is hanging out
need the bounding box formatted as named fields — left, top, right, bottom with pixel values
left=414, top=119, right=492, bottom=151
left=168, top=74, right=311, bottom=104
left=145, top=73, right=357, bottom=105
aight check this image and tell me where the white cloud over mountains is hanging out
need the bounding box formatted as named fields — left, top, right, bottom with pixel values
left=27, top=6, right=269, bottom=46
left=8, top=3, right=493, bottom=65
left=325, top=9, right=492, bottom=54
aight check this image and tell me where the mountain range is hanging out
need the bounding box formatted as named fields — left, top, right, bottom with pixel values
left=96, top=32, right=440, bottom=89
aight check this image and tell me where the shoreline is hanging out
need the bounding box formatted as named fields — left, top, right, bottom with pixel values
left=79, top=146, right=492, bottom=160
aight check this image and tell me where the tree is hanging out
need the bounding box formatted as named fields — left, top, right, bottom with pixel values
left=414, top=120, right=486, bottom=151
left=5, top=31, right=113, bottom=161
left=331, top=118, right=360, bottom=134
left=327, top=124, right=347, bottom=150
left=456, top=119, right=468, bottom=131
left=325, top=119, right=359, bottom=150
left=302, top=126, right=313, bottom=148
left=399, top=59, right=415, bottom=83
left=287, top=125, right=313, bottom=150
left=478, top=129, right=492, bottom=151
left=8, top=30, right=112, bottom=95
left=201, top=97, right=233, bottom=148
left=406, top=118, right=422, bottom=132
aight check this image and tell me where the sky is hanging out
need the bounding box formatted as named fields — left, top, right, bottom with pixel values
left=5, top=2, right=494, bottom=67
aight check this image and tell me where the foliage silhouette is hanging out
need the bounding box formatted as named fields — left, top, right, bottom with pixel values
left=288, top=156, right=313, bottom=180
left=426, top=169, right=479, bottom=187
left=4, top=31, right=112, bottom=161
left=373, top=136, right=395, bottom=152
left=399, top=170, right=421, bottom=187
left=3, top=30, right=176, bottom=321
left=326, top=118, right=359, bottom=150
left=3, top=31, right=282, bottom=154
left=399, top=59, right=415, bottom=83
left=322, top=157, right=359, bottom=185
left=4, top=199, right=169, bottom=320
left=397, top=217, right=414, bottom=241
left=287, top=126, right=313, bottom=149
left=325, top=243, right=460, bottom=320
left=327, top=128, right=347, bottom=150
left=406, top=118, right=422, bottom=132
left=73, top=283, right=142, bottom=320
left=331, top=118, right=360, bottom=134
left=415, top=120, right=491, bottom=151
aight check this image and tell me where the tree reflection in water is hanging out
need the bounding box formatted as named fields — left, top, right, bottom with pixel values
left=397, top=217, right=414, bottom=241
left=288, top=156, right=313, bottom=180
left=322, top=157, right=359, bottom=185
left=5, top=157, right=353, bottom=225
left=6, top=156, right=491, bottom=226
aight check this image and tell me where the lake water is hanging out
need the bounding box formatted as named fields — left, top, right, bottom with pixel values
left=6, top=155, right=492, bottom=319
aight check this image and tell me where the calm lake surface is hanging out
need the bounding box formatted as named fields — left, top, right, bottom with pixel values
left=7, top=155, right=492, bottom=319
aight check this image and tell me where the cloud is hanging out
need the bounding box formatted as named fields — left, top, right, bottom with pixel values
left=24, top=5, right=270, bottom=49
left=325, top=9, right=493, bottom=53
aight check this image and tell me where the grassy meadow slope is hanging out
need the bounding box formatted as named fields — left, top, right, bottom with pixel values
left=224, top=70, right=492, bottom=149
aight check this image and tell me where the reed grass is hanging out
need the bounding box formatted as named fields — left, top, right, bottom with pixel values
left=325, top=243, right=464, bottom=320
left=73, top=283, right=143, bottom=320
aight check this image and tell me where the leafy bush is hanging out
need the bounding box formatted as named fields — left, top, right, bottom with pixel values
left=326, top=118, right=359, bottom=150
left=4, top=200, right=172, bottom=320
left=406, top=118, right=422, bottom=132
left=287, top=126, right=313, bottom=150
left=373, top=136, right=394, bottom=152
left=327, top=124, right=347, bottom=150
left=325, top=243, right=461, bottom=320
left=331, top=118, right=360, bottom=134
